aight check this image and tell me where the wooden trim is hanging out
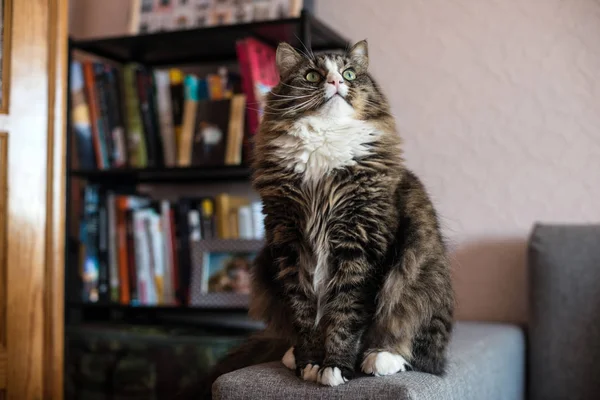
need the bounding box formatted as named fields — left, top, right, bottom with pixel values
left=0, top=0, right=12, bottom=114
left=0, top=346, right=6, bottom=389
left=44, top=0, right=67, bottom=398
left=0, top=133, right=6, bottom=350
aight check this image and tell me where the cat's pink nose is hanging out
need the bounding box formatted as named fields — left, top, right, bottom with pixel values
left=328, top=80, right=343, bottom=88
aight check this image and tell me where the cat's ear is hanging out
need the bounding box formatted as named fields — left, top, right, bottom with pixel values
left=276, top=43, right=303, bottom=78
left=349, top=40, right=369, bottom=71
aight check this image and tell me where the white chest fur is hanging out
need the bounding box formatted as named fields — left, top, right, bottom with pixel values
left=272, top=100, right=380, bottom=184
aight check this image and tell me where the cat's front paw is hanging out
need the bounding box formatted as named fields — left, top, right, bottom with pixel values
left=361, top=351, right=412, bottom=376
left=282, top=347, right=296, bottom=370
left=317, top=366, right=352, bottom=387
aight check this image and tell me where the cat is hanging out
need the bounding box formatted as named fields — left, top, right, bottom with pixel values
left=186, top=40, right=454, bottom=398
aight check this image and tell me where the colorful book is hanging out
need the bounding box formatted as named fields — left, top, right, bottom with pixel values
left=69, top=61, right=97, bottom=170
left=82, top=61, right=110, bottom=169
left=80, top=185, right=100, bottom=302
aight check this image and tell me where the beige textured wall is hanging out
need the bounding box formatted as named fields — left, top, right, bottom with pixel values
left=69, top=0, right=600, bottom=323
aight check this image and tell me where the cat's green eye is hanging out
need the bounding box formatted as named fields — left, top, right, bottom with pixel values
left=343, top=69, right=357, bottom=81
left=305, top=71, right=321, bottom=82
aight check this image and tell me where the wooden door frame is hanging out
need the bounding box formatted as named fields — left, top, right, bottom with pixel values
left=45, top=0, right=68, bottom=398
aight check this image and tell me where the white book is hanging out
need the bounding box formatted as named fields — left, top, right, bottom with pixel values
left=238, top=205, right=253, bottom=239
left=251, top=201, right=265, bottom=239
left=133, top=210, right=152, bottom=305
left=154, top=70, right=177, bottom=167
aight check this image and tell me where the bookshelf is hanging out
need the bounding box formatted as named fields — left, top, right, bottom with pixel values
left=65, top=11, right=348, bottom=327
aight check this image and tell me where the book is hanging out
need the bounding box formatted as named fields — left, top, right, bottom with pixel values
left=93, top=63, right=116, bottom=168
left=200, top=198, right=216, bottom=240
left=161, top=200, right=175, bottom=305
left=154, top=70, right=177, bottom=167
left=82, top=61, right=110, bottom=169
left=135, top=67, right=163, bottom=167
left=133, top=209, right=154, bottom=305
left=107, top=192, right=120, bottom=302
left=97, top=189, right=110, bottom=302
left=122, top=64, right=148, bottom=168
left=80, top=185, right=100, bottom=302
left=238, top=205, right=253, bottom=239
left=169, top=69, right=185, bottom=161
left=104, top=66, right=128, bottom=167
left=178, top=75, right=199, bottom=166
left=69, top=61, right=97, bottom=170
left=225, top=94, right=246, bottom=165
left=251, top=201, right=265, bottom=239
left=236, top=38, right=279, bottom=136
left=215, top=194, right=250, bottom=239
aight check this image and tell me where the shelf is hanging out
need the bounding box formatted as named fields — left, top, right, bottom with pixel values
left=71, top=11, right=349, bottom=66
left=66, top=302, right=263, bottom=331
left=69, top=165, right=253, bottom=184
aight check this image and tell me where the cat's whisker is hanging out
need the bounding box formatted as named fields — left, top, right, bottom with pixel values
left=279, top=82, right=313, bottom=91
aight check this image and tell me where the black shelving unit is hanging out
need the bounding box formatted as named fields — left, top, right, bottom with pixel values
left=65, top=10, right=348, bottom=326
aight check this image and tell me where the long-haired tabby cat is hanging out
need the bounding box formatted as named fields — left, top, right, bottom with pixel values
left=190, top=40, right=454, bottom=398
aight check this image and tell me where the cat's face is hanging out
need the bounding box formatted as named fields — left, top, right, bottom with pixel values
left=266, top=40, right=387, bottom=120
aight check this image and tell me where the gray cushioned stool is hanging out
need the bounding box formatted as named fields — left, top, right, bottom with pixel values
left=213, top=322, right=525, bottom=400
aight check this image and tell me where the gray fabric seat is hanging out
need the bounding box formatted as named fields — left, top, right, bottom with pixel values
left=213, top=322, right=525, bottom=400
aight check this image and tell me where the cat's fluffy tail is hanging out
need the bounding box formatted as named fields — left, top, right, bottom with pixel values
left=177, top=331, right=291, bottom=400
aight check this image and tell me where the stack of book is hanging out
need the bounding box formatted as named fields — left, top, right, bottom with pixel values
left=70, top=36, right=278, bottom=170
left=78, top=186, right=265, bottom=306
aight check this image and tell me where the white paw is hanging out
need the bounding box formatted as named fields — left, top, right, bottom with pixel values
left=318, top=367, right=348, bottom=387
left=361, top=351, right=411, bottom=376
left=301, top=364, right=320, bottom=382
left=282, top=347, right=296, bottom=370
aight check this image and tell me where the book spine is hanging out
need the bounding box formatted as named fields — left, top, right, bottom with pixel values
left=199, top=198, right=215, bottom=239
left=135, top=67, right=159, bottom=167
left=146, top=71, right=165, bottom=166
left=169, top=69, right=185, bottom=161
left=122, top=65, right=148, bottom=168
left=69, top=61, right=97, bottom=170
left=82, top=62, right=110, bottom=169
left=251, top=201, right=265, bottom=240
left=116, top=199, right=130, bottom=304
left=125, top=209, right=139, bottom=305
left=169, top=206, right=180, bottom=306
left=97, top=189, right=110, bottom=302
left=176, top=200, right=192, bottom=305
left=93, top=63, right=115, bottom=168
left=107, top=192, right=120, bottom=302
left=154, top=70, right=177, bottom=167
left=142, top=211, right=157, bottom=305
left=161, top=201, right=174, bottom=305
left=238, top=205, right=253, bottom=240
left=133, top=210, right=151, bottom=305
left=149, top=211, right=165, bottom=304
left=178, top=75, right=199, bottom=166
left=105, top=66, right=128, bottom=167
left=81, top=185, right=100, bottom=302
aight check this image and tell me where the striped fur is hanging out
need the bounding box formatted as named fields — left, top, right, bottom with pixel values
left=197, top=40, right=454, bottom=395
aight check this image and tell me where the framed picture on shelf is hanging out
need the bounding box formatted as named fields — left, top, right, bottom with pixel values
left=203, top=251, right=255, bottom=294
left=189, top=242, right=260, bottom=308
